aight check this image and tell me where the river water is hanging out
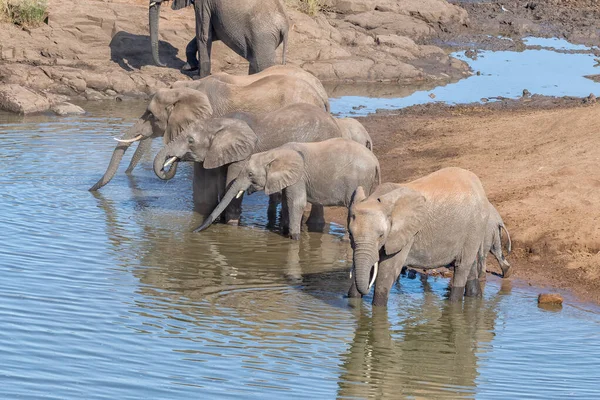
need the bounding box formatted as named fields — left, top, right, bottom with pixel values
left=1, top=98, right=600, bottom=399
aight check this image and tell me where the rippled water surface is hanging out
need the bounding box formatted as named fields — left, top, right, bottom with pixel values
left=1, top=103, right=600, bottom=399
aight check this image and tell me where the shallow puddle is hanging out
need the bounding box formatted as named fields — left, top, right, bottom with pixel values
left=1, top=103, right=600, bottom=398
left=330, top=37, right=600, bottom=116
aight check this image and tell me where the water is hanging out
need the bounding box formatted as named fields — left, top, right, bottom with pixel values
left=330, top=37, right=600, bottom=116
left=1, top=103, right=600, bottom=398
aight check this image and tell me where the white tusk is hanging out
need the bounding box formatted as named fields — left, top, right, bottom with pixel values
left=349, top=266, right=354, bottom=279
left=114, top=134, right=144, bottom=143
left=368, top=262, right=379, bottom=290
left=163, top=156, right=178, bottom=169
left=236, top=190, right=245, bottom=199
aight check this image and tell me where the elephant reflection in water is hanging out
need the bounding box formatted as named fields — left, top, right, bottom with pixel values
left=94, top=187, right=352, bottom=336
left=338, top=278, right=511, bottom=399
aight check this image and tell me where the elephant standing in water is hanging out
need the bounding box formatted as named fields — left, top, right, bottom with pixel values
left=347, top=167, right=490, bottom=306
left=194, top=138, right=381, bottom=240
left=153, top=103, right=369, bottom=225
left=148, top=0, right=289, bottom=77
left=89, top=75, right=326, bottom=213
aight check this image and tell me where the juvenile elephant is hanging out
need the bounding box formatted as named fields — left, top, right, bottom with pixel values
left=347, top=167, right=490, bottom=306
left=194, top=138, right=381, bottom=239
left=149, top=0, right=289, bottom=77
left=479, top=202, right=512, bottom=280
left=336, top=118, right=373, bottom=150
left=89, top=74, right=326, bottom=200
left=171, top=65, right=330, bottom=112
left=153, top=103, right=345, bottom=224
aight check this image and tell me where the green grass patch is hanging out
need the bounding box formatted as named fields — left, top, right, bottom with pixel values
left=1, top=0, right=48, bottom=27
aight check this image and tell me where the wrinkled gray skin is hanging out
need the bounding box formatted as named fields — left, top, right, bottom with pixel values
left=479, top=202, right=512, bottom=280
left=172, top=65, right=330, bottom=112
left=336, top=118, right=373, bottom=151
left=153, top=103, right=344, bottom=225
left=89, top=75, right=326, bottom=211
left=347, top=167, right=490, bottom=306
left=194, top=138, right=381, bottom=240
left=149, top=0, right=289, bottom=77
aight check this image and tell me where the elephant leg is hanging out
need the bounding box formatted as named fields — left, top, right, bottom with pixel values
left=194, top=7, right=213, bottom=78
left=193, top=162, right=224, bottom=216
left=306, top=204, right=325, bottom=232
left=478, top=256, right=487, bottom=282
left=267, top=193, right=281, bottom=228
left=285, top=183, right=307, bottom=240
left=373, top=250, right=409, bottom=307
left=465, top=260, right=482, bottom=298
left=182, top=38, right=199, bottom=71
left=248, top=42, right=277, bottom=74
left=449, top=257, right=473, bottom=302
left=125, top=138, right=151, bottom=174
left=280, top=195, right=290, bottom=234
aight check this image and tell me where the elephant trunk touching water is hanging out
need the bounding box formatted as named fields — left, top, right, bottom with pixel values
left=89, top=116, right=177, bottom=191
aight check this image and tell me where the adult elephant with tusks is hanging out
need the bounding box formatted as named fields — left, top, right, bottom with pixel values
left=193, top=138, right=381, bottom=240
left=153, top=103, right=360, bottom=225
left=89, top=74, right=327, bottom=215
left=148, top=0, right=289, bottom=77
left=347, top=167, right=490, bottom=306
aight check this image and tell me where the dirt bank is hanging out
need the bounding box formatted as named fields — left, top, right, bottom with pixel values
left=324, top=97, right=600, bottom=303
left=0, top=0, right=471, bottom=113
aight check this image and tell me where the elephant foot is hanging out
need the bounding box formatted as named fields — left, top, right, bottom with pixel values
left=465, top=279, right=481, bottom=297
left=501, top=265, right=513, bottom=279
left=181, top=62, right=198, bottom=72
left=289, top=233, right=300, bottom=241
left=448, top=286, right=465, bottom=302
left=347, top=281, right=362, bottom=298
left=226, top=219, right=240, bottom=226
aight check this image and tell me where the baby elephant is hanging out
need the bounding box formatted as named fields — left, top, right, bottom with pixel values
left=479, top=202, right=512, bottom=280
left=348, top=167, right=490, bottom=306
left=194, top=138, right=381, bottom=239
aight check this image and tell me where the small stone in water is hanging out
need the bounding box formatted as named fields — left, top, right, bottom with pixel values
left=538, top=293, right=563, bottom=305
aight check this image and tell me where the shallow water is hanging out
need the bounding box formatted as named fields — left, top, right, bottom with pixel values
left=330, top=37, right=600, bottom=116
left=2, top=104, right=600, bottom=399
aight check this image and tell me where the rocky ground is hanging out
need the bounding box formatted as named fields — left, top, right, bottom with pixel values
left=0, top=0, right=471, bottom=113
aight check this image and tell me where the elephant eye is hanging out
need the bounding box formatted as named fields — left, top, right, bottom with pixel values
left=187, top=136, right=194, bottom=144
left=248, top=171, right=253, bottom=177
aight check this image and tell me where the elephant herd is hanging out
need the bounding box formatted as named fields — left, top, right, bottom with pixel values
left=89, top=0, right=512, bottom=306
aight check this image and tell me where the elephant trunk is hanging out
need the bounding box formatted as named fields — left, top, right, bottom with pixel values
left=353, top=248, right=379, bottom=295
left=153, top=139, right=187, bottom=180
left=149, top=2, right=166, bottom=67
left=193, top=178, right=250, bottom=232
left=89, top=120, right=150, bottom=191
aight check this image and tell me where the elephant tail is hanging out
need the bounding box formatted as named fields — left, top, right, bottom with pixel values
left=500, top=223, right=512, bottom=254
left=281, top=28, right=288, bottom=65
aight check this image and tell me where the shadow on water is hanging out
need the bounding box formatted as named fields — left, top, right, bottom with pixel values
left=109, top=31, right=185, bottom=71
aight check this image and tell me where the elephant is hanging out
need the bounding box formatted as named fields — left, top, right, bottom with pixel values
left=148, top=0, right=289, bottom=78
left=153, top=103, right=349, bottom=225
left=171, top=64, right=330, bottom=112
left=89, top=74, right=327, bottom=198
left=194, top=138, right=381, bottom=240
left=335, top=118, right=373, bottom=151
left=479, top=202, right=512, bottom=280
left=347, top=167, right=490, bottom=306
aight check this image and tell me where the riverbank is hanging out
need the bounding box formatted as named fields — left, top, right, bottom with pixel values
left=0, top=0, right=471, bottom=113
left=325, top=96, right=600, bottom=304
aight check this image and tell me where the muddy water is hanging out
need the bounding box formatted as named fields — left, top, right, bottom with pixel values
left=330, top=37, right=600, bottom=116
left=2, top=104, right=600, bottom=399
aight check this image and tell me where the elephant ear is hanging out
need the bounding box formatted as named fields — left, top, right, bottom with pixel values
left=264, top=149, right=305, bottom=195
left=171, top=0, right=193, bottom=10
left=379, top=187, right=426, bottom=255
left=203, top=120, right=258, bottom=169
left=165, top=89, right=213, bottom=143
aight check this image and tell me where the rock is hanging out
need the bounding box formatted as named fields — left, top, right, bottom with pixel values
left=0, top=84, right=50, bottom=114
left=51, top=102, right=85, bottom=116
left=522, top=88, right=531, bottom=98
left=324, top=0, right=376, bottom=13
left=583, top=93, right=596, bottom=104
left=538, top=293, right=563, bottom=305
